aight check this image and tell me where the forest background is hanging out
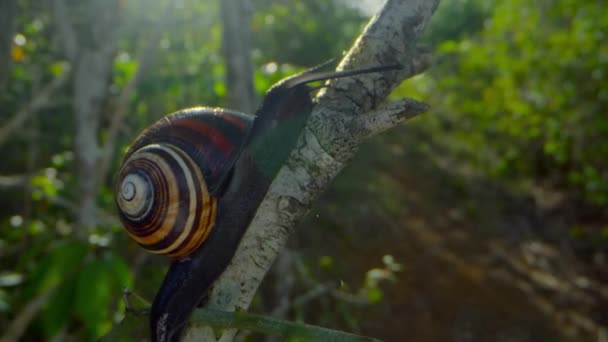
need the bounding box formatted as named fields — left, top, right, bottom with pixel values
left=0, top=0, right=606, bottom=341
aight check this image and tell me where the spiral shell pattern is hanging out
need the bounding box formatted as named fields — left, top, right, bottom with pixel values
left=115, top=108, right=253, bottom=258
left=116, top=143, right=217, bottom=258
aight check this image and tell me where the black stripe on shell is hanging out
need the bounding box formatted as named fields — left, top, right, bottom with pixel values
left=123, top=108, right=253, bottom=196
left=118, top=156, right=170, bottom=237
left=142, top=146, right=203, bottom=253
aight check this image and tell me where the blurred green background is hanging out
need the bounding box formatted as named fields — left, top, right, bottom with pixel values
left=1, top=0, right=606, bottom=341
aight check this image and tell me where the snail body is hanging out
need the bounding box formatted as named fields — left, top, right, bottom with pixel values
left=114, top=62, right=400, bottom=341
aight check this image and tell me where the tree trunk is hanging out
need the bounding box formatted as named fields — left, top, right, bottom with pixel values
left=53, top=0, right=121, bottom=235
left=221, top=0, right=256, bottom=113
left=0, top=0, right=18, bottom=86
left=73, top=49, right=116, bottom=233
left=183, top=0, right=439, bottom=340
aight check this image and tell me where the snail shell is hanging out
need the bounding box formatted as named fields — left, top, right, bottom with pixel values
left=115, top=108, right=253, bottom=258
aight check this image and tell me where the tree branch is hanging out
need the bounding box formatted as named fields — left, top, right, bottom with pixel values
left=349, top=98, right=430, bottom=140
left=188, top=308, right=379, bottom=342
left=221, top=0, right=256, bottom=113
left=0, top=70, right=69, bottom=147
left=96, top=0, right=177, bottom=187
left=0, top=174, right=27, bottom=188
left=52, top=0, right=78, bottom=61
left=41, top=193, right=119, bottom=227
left=71, top=0, right=121, bottom=234
left=184, top=0, right=441, bottom=340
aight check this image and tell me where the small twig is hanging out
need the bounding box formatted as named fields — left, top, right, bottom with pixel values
left=0, top=71, right=69, bottom=147
left=123, top=287, right=151, bottom=316
left=130, top=252, right=151, bottom=283
left=292, top=284, right=328, bottom=307
left=112, top=288, right=378, bottom=342
left=30, top=190, right=119, bottom=227
left=292, top=282, right=370, bottom=308
left=0, top=174, right=27, bottom=188
left=328, top=288, right=370, bottom=306
left=189, top=308, right=381, bottom=342
left=290, top=257, right=370, bottom=310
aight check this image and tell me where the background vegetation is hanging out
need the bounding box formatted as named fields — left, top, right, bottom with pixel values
left=1, top=0, right=606, bottom=341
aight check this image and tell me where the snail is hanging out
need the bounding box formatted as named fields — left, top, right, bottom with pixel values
left=115, top=61, right=400, bottom=342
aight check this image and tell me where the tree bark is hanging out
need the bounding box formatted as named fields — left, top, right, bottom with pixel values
left=221, top=0, right=256, bottom=113
left=0, top=0, right=18, bottom=85
left=73, top=48, right=116, bottom=234
left=96, top=0, right=176, bottom=195
left=53, top=0, right=121, bottom=235
left=183, top=0, right=439, bottom=340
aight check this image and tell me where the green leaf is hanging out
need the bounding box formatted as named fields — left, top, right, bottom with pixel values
left=318, top=256, right=334, bottom=270
left=74, top=253, right=134, bottom=340
left=106, top=253, right=134, bottom=290
left=0, top=289, right=9, bottom=312
left=40, top=278, right=77, bottom=338
left=49, top=62, right=67, bottom=77
left=366, top=288, right=383, bottom=304
left=74, top=258, right=113, bottom=340
left=24, top=240, right=89, bottom=338
left=25, top=240, right=89, bottom=297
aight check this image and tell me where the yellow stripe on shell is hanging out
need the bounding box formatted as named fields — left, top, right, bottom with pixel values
left=164, top=146, right=215, bottom=257
left=169, top=194, right=217, bottom=258
left=123, top=146, right=179, bottom=247
left=122, top=143, right=217, bottom=258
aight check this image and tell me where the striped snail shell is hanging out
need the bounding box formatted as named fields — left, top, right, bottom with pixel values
left=115, top=108, right=253, bottom=258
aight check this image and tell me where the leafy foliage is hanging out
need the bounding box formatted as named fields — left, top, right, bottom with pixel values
left=408, top=0, right=608, bottom=206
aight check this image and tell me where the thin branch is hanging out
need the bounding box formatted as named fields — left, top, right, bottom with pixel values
left=0, top=71, right=69, bottom=147
left=96, top=0, right=177, bottom=187
left=38, top=192, right=119, bottom=227
left=221, top=0, right=256, bottom=113
left=0, top=286, right=57, bottom=342
left=291, top=258, right=370, bottom=308
left=1, top=170, right=117, bottom=227
left=291, top=283, right=370, bottom=308
left=205, top=0, right=440, bottom=317
left=52, top=0, right=79, bottom=61
left=188, top=308, right=380, bottom=342
left=349, top=98, right=430, bottom=140
left=108, top=290, right=378, bottom=342
left=0, top=174, right=27, bottom=188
